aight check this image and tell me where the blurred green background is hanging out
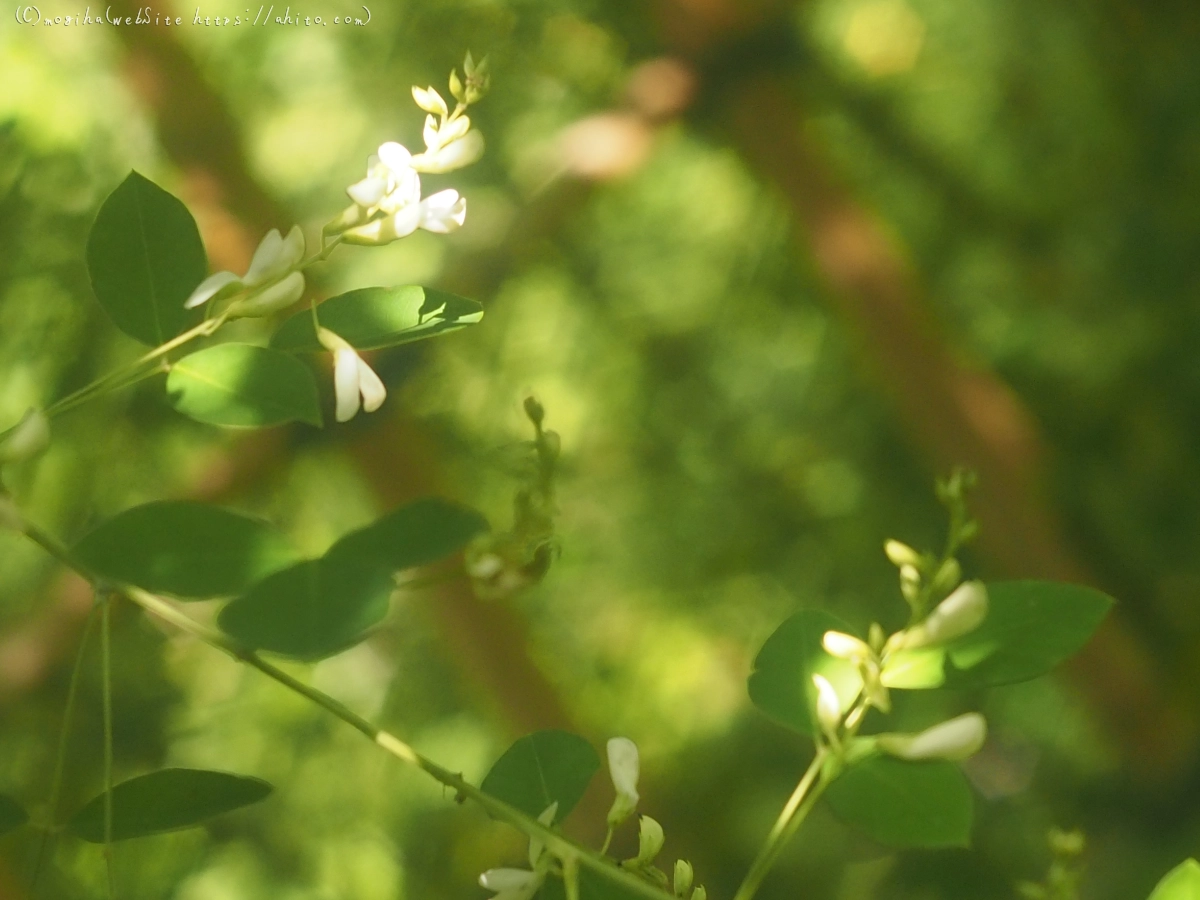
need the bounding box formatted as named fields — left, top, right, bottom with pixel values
left=3, top=0, right=1200, bottom=897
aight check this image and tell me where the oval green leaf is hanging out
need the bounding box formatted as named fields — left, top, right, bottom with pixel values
left=330, top=498, right=489, bottom=572
left=86, top=171, right=206, bottom=346
left=167, top=343, right=322, bottom=428
left=940, top=581, right=1114, bottom=688
left=1148, top=859, right=1200, bottom=900
left=271, top=286, right=483, bottom=351
left=0, top=794, right=28, bottom=836
left=748, top=610, right=863, bottom=737
left=68, top=768, right=272, bottom=842
left=480, top=730, right=600, bottom=823
left=825, top=756, right=973, bottom=848
left=72, top=501, right=299, bottom=599
left=541, top=867, right=650, bottom=900
left=217, top=553, right=395, bottom=660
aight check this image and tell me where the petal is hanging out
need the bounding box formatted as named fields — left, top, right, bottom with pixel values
left=439, top=114, right=471, bottom=145
left=479, top=869, right=538, bottom=892
left=423, top=114, right=441, bottom=151
left=410, top=130, right=484, bottom=174
left=243, top=228, right=284, bottom=286
left=229, top=271, right=305, bottom=318
left=347, top=174, right=388, bottom=208
left=280, top=225, right=306, bottom=269
left=419, top=190, right=467, bottom=234
left=606, top=737, right=640, bottom=802
left=412, top=85, right=449, bottom=117
left=377, top=141, right=412, bottom=175
left=334, top=348, right=362, bottom=422
left=184, top=270, right=243, bottom=309
left=356, top=355, right=387, bottom=413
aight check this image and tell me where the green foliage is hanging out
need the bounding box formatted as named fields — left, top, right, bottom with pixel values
left=1149, top=860, right=1200, bottom=900
left=166, top=344, right=322, bottom=428
left=0, top=795, right=27, bottom=836
left=541, top=868, right=644, bottom=900
left=824, top=757, right=973, bottom=849
left=942, top=581, right=1114, bottom=688
left=330, top=498, right=489, bottom=572
left=747, top=610, right=862, bottom=737
left=67, top=768, right=272, bottom=842
left=216, top=554, right=394, bottom=660
left=71, top=501, right=299, bottom=599
left=271, top=286, right=484, bottom=351
left=480, top=730, right=601, bottom=822
left=85, top=172, right=206, bottom=346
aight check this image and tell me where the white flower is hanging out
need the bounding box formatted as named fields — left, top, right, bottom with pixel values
left=877, top=712, right=987, bottom=762
left=606, top=736, right=640, bottom=827
left=411, top=85, right=449, bottom=117
left=185, top=226, right=306, bottom=313
left=317, top=328, right=386, bottom=422
left=410, top=114, right=485, bottom=174
left=480, top=803, right=557, bottom=900
left=894, top=581, right=988, bottom=650
left=0, top=408, right=50, bottom=464
left=340, top=189, right=467, bottom=246
left=811, top=673, right=842, bottom=742
left=822, top=630, right=872, bottom=662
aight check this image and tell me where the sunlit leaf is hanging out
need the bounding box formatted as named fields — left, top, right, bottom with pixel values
left=68, top=768, right=272, bottom=842
left=0, top=795, right=27, bottom=836
left=167, top=343, right=322, bottom=428
left=216, top=552, right=394, bottom=660
left=271, top=286, right=483, bottom=351
left=480, top=730, right=600, bottom=823
left=72, top=501, right=299, bottom=599
left=940, top=581, right=1114, bottom=688
left=330, top=498, right=489, bottom=572
left=1148, top=859, right=1200, bottom=900
left=747, top=610, right=862, bottom=737
left=86, top=171, right=206, bottom=346
left=825, top=756, right=973, bottom=848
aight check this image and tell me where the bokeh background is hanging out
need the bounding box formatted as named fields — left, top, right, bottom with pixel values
left=3, top=0, right=1200, bottom=897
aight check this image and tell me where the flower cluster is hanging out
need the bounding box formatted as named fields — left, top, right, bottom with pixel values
left=185, top=225, right=307, bottom=316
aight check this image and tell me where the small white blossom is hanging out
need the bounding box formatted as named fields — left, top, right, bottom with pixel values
left=317, top=328, right=386, bottom=422
left=184, top=226, right=306, bottom=314
left=895, top=581, right=989, bottom=650
left=606, top=736, right=640, bottom=827
left=481, top=803, right=557, bottom=900
left=410, top=113, right=484, bottom=174
left=877, top=712, right=987, bottom=762
left=811, top=673, right=842, bottom=741
left=822, top=630, right=872, bottom=662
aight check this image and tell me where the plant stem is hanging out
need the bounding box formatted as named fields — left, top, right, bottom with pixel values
left=731, top=748, right=829, bottom=900
left=17, top=517, right=672, bottom=900
left=101, top=596, right=116, bottom=899
left=29, top=606, right=98, bottom=895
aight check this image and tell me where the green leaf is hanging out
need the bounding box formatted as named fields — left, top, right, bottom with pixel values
left=825, top=756, right=973, bottom=848
left=0, top=794, right=28, bottom=836
left=1148, top=859, right=1200, bottom=900
left=747, top=610, right=863, bottom=736
left=940, top=581, right=1114, bottom=688
left=166, top=343, right=322, bottom=428
left=68, top=768, right=271, bottom=842
left=86, top=171, right=207, bottom=346
left=72, top=501, right=299, bottom=599
left=271, top=286, right=483, bottom=351
left=540, top=867, right=648, bottom=900
left=480, top=730, right=600, bottom=823
left=330, top=498, right=489, bottom=572
left=217, top=552, right=394, bottom=660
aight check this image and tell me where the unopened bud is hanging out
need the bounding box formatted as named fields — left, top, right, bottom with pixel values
left=822, top=630, right=872, bottom=661
left=930, top=557, right=962, bottom=595
left=527, top=801, right=559, bottom=867
left=0, top=408, right=50, bottom=464
left=868, top=622, right=886, bottom=653
left=811, top=674, right=842, bottom=741
left=884, top=539, right=921, bottom=568
left=635, top=815, right=664, bottom=864
left=877, top=712, right=987, bottom=762
left=673, top=860, right=694, bottom=897
left=900, top=564, right=921, bottom=604
left=895, top=580, right=988, bottom=650
left=412, top=85, right=449, bottom=117
left=606, top=737, right=640, bottom=827
left=524, top=396, right=545, bottom=427
left=691, top=886, right=707, bottom=900
left=227, top=271, right=305, bottom=318
left=449, top=69, right=466, bottom=103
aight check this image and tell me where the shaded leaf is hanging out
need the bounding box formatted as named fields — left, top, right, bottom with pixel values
left=940, top=581, right=1114, bottom=688
left=86, top=171, right=206, bottom=346
left=747, top=610, right=862, bottom=737
left=1148, top=859, right=1200, bottom=900
left=167, top=343, right=322, bottom=428
left=825, top=756, right=973, bottom=848
left=481, top=730, right=600, bottom=823
left=0, top=795, right=28, bottom=836
left=331, top=498, right=489, bottom=572
left=68, top=768, right=271, bottom=842
left=217, top=552, right=394, bottom=660
left=540, top=866, right=650, bottom=900
left=72, top=501, right=299, bottom=599
left=272, top=286, right=483, bottom=351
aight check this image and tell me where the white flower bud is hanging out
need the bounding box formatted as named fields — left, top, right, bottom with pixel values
left=227, top=271, right=305, bottom=318
left=903, top=580, right=988, bottom=648
left=822, top=630, right=872, bottom=661
left=606, top=736, right=640, bottom=826
left=811, top=674, right=842, bottom=741
left=0, top=408, right=50, bottom=464
left=412, top=85, right=449, bottom=117
left=635, top=815, right=664, bottom=863
left=528, top=801, right=558, bottom=868
left=877, top=712, right=987, bottom=762
left=884, top=539, right=921, bottom=567
left=674, top=860, right=694, bottom=897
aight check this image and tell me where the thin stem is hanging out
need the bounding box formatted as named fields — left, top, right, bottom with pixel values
left=731, top=748, right=828, bottom=900
left=16, top=517, right=672, bottom=900
left=29, top=606, right=98, bottom=895
left=101, top=596, right=116, bottom=899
